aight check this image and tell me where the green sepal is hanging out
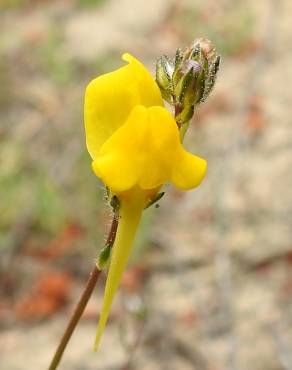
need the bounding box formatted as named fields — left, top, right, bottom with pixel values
left=145, top=192, right=165, bottom=209
left=174, top=66, right=194, bottom=103
left=201, top=55, right=220, bottom=102
left=174, top=48, right=183, bottom=68
left=156, top=56, right=173, bottom=103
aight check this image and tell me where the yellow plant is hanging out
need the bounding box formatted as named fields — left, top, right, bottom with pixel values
left=84, top=53, right=208, bottom=350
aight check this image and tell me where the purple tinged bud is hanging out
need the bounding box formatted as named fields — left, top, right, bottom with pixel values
left=180, top=60, right=201, bottom=75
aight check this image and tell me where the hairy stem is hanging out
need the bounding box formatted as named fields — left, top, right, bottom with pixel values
left=47, top=215, right=119, bottom=370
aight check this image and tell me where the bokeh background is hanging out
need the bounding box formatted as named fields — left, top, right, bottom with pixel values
left=1, top=0, right=292, bottom=369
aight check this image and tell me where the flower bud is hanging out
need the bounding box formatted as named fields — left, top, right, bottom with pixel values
left=155, top=38, right=220, bottom=126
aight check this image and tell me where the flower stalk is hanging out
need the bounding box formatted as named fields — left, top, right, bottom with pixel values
left=47, top=214, right=119, bottom=370
left=47, top=266, right=101, bottom=370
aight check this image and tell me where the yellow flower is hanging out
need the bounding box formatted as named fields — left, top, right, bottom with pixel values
left=84, top=53, right=207, bottom=350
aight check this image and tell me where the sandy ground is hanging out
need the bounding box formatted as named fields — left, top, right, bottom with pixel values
left=1, top=0, right=292, bottom=369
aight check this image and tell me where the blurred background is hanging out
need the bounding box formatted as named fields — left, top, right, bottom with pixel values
left=1, top=0, right=292, bottom=369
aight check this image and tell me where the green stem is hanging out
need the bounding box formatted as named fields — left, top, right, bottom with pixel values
left=179, top=120, right=190, bottom=141
left=174, top=103, right=190, bottom=141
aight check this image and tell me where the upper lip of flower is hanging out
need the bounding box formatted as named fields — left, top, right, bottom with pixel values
left=84, top=53, right=164, bottom=159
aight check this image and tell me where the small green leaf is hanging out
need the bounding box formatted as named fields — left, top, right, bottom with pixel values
left=97, top=244, right=112, bottom=270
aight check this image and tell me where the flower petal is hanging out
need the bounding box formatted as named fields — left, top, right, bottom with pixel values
left=84, top=53, right=163, bottom=159
left=92, top=105, right=207, bottom=193
left=171, top=150, right=207, bottom=190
